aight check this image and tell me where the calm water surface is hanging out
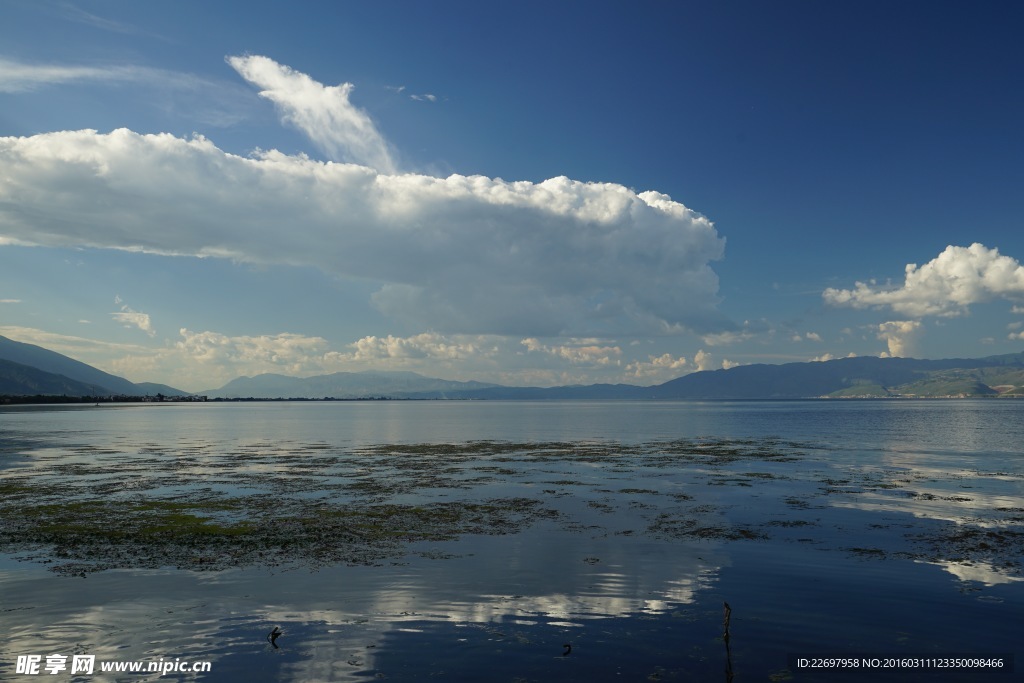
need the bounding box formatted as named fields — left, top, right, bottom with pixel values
left=1, top=400, right=1022, bottom=682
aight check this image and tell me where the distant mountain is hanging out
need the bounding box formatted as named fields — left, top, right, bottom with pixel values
left=0, top=358, right=115, bottom=397
left=205, top=370, right=501, bottom=399
left=646, top=353, right=1024, bottom=399
left=394, top=352, right=1024, bottom=400
left=0, top=334, right=187, bottom=396
left=4, top=331, right=1022, bottom=401
left=0, top=334, right=139, bottom=394
left=203, top=352, right=1024, bottom=400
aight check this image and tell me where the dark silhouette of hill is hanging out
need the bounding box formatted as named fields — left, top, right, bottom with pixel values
left=0, top=334, right=187, bottom=396
left=646, top=353, right=1024, bottom=399
left=0, top=358, right=114, bottom=396
left=0, top=334, right=139, bottom=394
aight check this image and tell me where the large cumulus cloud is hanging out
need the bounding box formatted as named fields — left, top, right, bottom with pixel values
left=823, top=243, right=1024, bottom=317
left=0, top=128, right=725, bottom=337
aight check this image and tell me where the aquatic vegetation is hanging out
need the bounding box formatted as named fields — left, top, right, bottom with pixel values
left=1, top=434, right=1021, bottom=579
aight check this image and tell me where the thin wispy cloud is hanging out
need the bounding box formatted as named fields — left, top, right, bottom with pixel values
left=57, top=3, right=166, bottom=41
left=227, top=55, right=398, bottom=173
left=0, top=325, right=150, bottom=358
left=0, top=56, right=253, bottom=126
left=0, top=58, right=157, bottom=93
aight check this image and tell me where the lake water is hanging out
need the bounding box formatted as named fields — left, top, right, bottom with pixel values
left=1, top=400, right=1022, bottom=682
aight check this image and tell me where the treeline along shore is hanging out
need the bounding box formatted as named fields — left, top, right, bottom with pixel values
left=0, top=395, right=417, bottom=405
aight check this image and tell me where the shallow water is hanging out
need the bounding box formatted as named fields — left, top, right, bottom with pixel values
left=1, top=400, right=1022, bottom=681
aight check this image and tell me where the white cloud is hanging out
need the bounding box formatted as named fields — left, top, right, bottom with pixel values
left=0, top=58, right=157, bottom=92
left=805, top=331, right=822, bottom=342
left=109, top=329, right=506, bottom=390
left=95, top=328, right=353, bottom=390
left=227, top=55, right=397, bottom=172
left=811, top=351, right=856, bottom=362
left=0, top=57, right=252, bottom=126
left=0, top=57, right=228, bottom=96
left=0, top=323, right=746, bottom=391
left=694, top=349, right=714, bottom=372
left=876, top=320, right=921, bottom=358
left=0, top=127, right=724, bottom=337
left=701, top=330, right=748, bottom=346
left=343, top=333, right=490, bottom=362
left=690, top=349, right=738, bottom=372
left=111, top=309, right=154, bottom=336
left=701, top=319, right=769, bottom=346
left=173, top=328, right=326, bottom=372
left=0, top=298, right=20, bottom=304
left=823, top=244, right=1024, bottom=317
left=521, top=338, right=622, bottom=365
left=1009, top=331, right=1024, bottom=342
left=105, top=328, right=347, bottom=389
left=111, top=297, right=155, bottom=337
left=410, top=93, right=438, bottom=103
left=624, top=353, right=688, bottom=382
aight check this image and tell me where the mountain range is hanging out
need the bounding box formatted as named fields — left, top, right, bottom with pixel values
left=205, top=371, right=499, bottom=399
left=0, top=335, right=186, bottom=398
left=1, top=333, right=1023, bottom=400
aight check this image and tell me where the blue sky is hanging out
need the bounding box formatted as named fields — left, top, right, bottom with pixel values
left=2, top=0, right=1023, bottom=392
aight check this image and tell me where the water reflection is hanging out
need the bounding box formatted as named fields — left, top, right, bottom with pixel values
left=3, top=533, right=728, bottom=682
left=922, top=560, right=1024, bottom=587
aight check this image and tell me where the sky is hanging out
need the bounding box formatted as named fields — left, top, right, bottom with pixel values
left=1, top=0, right=1023, bottom=392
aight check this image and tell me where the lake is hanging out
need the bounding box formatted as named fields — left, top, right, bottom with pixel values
left=1, top=400, right=1021, bottom=681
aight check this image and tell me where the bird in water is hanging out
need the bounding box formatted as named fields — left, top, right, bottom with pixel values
left=562, top=643, right=572, bottom=656
left=267, top=626, right=283, bottom=649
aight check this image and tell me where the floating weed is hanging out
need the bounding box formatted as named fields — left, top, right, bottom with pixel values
left=765, top=519, right=816, bottom=528
left=8, top=434, right=1017, bottom=578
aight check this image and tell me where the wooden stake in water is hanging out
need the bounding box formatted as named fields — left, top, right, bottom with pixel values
left=723, top=601, right=734, bottom=682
